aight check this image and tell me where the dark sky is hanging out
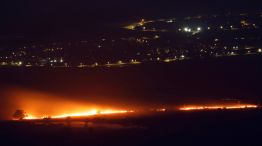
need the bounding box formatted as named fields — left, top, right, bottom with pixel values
left=1, top=0, right=262, bottom=37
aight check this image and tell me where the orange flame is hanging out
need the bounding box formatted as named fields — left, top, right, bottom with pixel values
left=24, top=109, right=134, bottom=120
left=179, top=104, right=258, bottom=111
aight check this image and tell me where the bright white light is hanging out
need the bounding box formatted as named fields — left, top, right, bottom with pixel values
left=154, top=35, right=160, bottom=39
left=231, top=52, right=236, bottom=55
left=18, top=61, right=23, bottom=65
left=197, top=27, right=201, bottom=31
left=164, top=59, right=171, bottom=63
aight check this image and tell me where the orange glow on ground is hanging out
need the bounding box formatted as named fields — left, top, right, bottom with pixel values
left=24, top=114, right=39, bottom=120
left=24, top=109, right=134, bottom=120
left=179, top=104, right=258, bottom=111
left=2, top=87, right=135, bottom=120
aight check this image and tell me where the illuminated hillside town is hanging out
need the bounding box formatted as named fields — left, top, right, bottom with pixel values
left=1, top=12, right=261, bottom=68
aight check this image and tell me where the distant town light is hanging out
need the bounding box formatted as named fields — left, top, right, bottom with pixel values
left=130, top=59, right=141, bottom=64
left=184, top=27, right=192, bottom=32
left=18, top=61, right=23, bottom=65
left=139, top=19, right=145, bottom=26
left=154, top=35, right=160, bottom=39
left=167, top=19, right=173, bottom=23
left=118, top=60, right=123, bottom=64
left=197, top=27, right=201, bottom=31
left=258, top=49, right=262, bottom=53
left=230, top=52, right=236, bottom=55
left=1, top=62, right=7, bottom=66
left=164, top=58, right=171, bottom=63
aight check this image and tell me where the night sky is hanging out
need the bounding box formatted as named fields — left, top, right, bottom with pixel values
left=1, top=0, right=262, bottom=37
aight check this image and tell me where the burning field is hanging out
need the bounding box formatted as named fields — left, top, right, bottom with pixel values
left=0, top=86, right=259, bottom=121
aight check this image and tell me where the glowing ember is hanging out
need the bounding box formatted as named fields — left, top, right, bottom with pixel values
left=156, top=108, right=166, bottom=112
left=179, top=104, right=258, bottom=111
left=24, top=109, right=134, bottom=120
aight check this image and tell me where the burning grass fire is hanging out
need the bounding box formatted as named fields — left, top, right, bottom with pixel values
left=179, top=104, right=258, bottom=111
left=2, top=87, right=260, bottom=121
left=22, top=109, right=134, bottom=120
left=2, top=87, right=135, bottom=120
left=20, top=104, right=259, bottom=120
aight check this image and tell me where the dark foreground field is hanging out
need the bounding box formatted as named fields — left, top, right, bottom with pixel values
left=1, top=109, right=262, bottom=146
